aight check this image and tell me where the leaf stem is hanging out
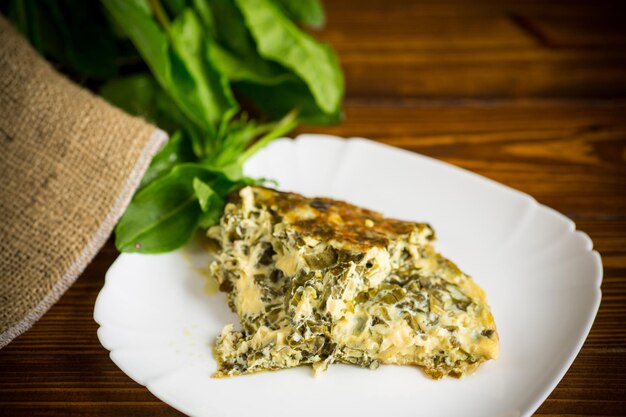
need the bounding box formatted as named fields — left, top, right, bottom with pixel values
left=239, top=109, right=299, bottom=163
left=148, top=0, right=170, bottom=30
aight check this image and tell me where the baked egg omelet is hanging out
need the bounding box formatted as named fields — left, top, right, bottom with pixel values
left=208, top=186, right=499, bottom=379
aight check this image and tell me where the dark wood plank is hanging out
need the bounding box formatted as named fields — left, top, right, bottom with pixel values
left=336, top=50, right=626, bottom=98
left=535, top=350, right=626, bottom=416
left=319, top=0, right=626, bottom=98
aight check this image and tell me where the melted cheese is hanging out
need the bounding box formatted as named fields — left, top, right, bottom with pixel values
left=234, top=269, right=265, bottom=315
left=275, top=250, right=301, bottom=276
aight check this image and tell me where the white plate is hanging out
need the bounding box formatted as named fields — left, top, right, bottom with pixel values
left=94, top=134, right=602, bottom=417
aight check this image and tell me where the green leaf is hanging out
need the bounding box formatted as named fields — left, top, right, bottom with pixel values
left=115, top=165, right=205, bottom=253
left=271, top=0, right=325, bottom=28
left=204, top=110, right=297, bottom=173
left=198, top=205, right=224, bottom=228
left=239, top=109, right=298, bottom=162
left=212, top=117, right=265, bottom=167
left=208, top=0, right=258, bottom=59
left=190, top=0, right=216, bottom=33
left=99, top=73, right=159, bottom=119
left=206, top=41, right=293, bottom=85
left=193, top=178, right=225, bottom=228
left=193, top=177, right=214, bottom=212
left=234, top=0, right=343, bottom=114
left=116, top=163, right=253, bottom=253
left=139, top=131, right=195, bottom=189
left=101, top=0, right=172, bottom=97
left=205, top=0, right=289, bottom=84
left=169, top=9, right=238, bottom=143
left=236, top=81, right=342, bottom=125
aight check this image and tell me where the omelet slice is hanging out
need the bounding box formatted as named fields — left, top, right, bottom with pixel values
left=207, top=186, right=499, bottom=379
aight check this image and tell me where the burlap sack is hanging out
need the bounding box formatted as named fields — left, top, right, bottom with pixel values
left=0, top=15, right=167, bottom=348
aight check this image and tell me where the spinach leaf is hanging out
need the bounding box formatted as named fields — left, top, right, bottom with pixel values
left=206, top=110, right=298, bottom=181
left=204, top=0, right=290, bottom=87
left=115, top=164, right=205, bottom=253
left=193, top=177, right=218, bottom=212
left=169, top=8, right=238, bottom=146
left=271, top=0, right=325, bottom=28
left=139, top=131, right=195, bottom=189
left=206, top=41, right=293, bottom=85
left=193, top=178, right=225, bottom=228
left=101, top=0, right=170, bottom=86
left=234, top=0, right=343, bottom=115
left=208, top=0, right=258, bottom=61
left=115, top=163, right=247, bottom=253
left=99, top=73, right=159, bottom=120
left=239, top=109, right=299, bottom=162
left=190, top=0, right=215, bottom=33
left=214, top=110, right=296, bottom=166
left=236, top=81, right=342, bottom=125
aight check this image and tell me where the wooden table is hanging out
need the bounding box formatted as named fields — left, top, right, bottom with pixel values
left=1, top=1, right=625, bottom=415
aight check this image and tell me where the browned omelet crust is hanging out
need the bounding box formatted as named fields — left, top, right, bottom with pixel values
left=230, top=186, right=435, bottom=251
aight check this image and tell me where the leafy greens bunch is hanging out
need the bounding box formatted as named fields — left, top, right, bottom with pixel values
left=3, top=0, right=344, bottom=253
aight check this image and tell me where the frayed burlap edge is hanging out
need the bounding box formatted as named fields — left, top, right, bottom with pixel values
left=0, top=129, right=167, bottom=349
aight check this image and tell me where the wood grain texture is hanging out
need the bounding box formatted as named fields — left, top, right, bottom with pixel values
left=320, top=0, right=626, bottom=99
left=1, top=0, right=625, bottom=415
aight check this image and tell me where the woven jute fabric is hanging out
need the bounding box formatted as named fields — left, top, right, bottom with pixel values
left=0, top=15, right=167, bottom=348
